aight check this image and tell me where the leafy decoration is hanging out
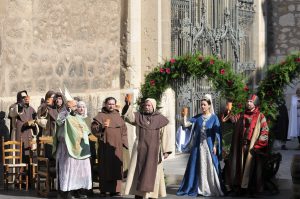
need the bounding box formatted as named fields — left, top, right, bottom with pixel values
left=139, top=53, right=249, bottom=114
left=139, top=52, right=300, bottom=123
left=257, top=52, right=300, bottom=120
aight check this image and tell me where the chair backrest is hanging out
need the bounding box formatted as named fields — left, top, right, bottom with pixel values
left=2, top=137, right=23, bottom=165
left=36, top=136, right=53, bottom=158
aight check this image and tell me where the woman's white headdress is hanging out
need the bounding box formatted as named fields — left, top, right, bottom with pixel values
left=77, top=101, right=88, bottom=117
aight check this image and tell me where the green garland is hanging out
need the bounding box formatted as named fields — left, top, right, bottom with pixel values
left=257, top=52, right=300, bottom=120
left=140, top=52, right=300, bottom=122
left=140, top=52, right=249, bottom=114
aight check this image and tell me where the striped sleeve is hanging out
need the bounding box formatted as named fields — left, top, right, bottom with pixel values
left=253, top=113, right=269, bottom=149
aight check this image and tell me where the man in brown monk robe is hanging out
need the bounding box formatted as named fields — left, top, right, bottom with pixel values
left=91, top=97, right=128, bottom=197
left=36, top=90, right=58, bottom=137
left=123, top=97, right=173, bottom=199
left=8, top=90, right=37, bottom=147
left=36, top=90, right=59, bottom=162
left=8, top=90, right=37, bottom=187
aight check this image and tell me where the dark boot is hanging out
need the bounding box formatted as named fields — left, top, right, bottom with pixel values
left=135, top=195, right=143, bottom=199
left=74, top=189, right=88, bottom=199
left=66, top=191, right=76, bottom=199
left=57, top=191, right=66, bottom=199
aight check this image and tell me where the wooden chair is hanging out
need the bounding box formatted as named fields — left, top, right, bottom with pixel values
left=29, top=139, right=38, bottom=189
left=89, top=134, right=100, bottom=191
left=36, top=136, right=56, bottom=197
left=2, top=137, right=29, bottom=191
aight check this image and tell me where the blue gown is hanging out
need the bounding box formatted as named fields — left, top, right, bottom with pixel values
left=177, top=114, right=223, bottom=197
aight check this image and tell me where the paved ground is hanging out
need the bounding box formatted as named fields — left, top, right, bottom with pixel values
left=0, top=139, right=299, bottom=199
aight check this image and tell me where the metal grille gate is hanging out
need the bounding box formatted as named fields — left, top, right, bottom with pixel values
left=171, top=0, right=256, bottom=119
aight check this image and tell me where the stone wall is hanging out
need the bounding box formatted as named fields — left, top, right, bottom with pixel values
left=267, top=0, right=300, bottom=64
left=0, top=0, right=129, bottom=118
left=0, top=0, right=175, bottom=154
left=266, top=0, right=300, bottom=109
left=0, top=0, right=123, bottom=97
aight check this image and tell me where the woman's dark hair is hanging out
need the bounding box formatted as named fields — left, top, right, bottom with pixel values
left=17, top=90, right=28, bottom=103
left=44, top=90, right=55, bottom=100
left=201, top=98, right=211, bottom=105
left=104, top=97, right=117, bottom=104
left=54, top=92, right=65, bottom=105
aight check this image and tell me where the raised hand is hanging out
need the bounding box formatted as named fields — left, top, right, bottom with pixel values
left=181, top=107, right=188, bottom=117
left=125, top=94, right=132, bottom=105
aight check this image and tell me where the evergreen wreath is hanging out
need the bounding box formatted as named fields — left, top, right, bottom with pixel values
left=257, top=52, right=300, bottom=120
left=140, top=52, right=300, bottom=121
left=139, top=52, right=249, bottom=114
left=139, top=52, right=300, bottom=160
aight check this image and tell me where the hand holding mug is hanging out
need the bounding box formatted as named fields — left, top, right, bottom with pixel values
left=226, top=102, right=233, bottom=113
left=104, top=118, right=111, bottom=128
left=181, top=107, right=188, bottom=117
left=125, top=94, right=132, bottom=105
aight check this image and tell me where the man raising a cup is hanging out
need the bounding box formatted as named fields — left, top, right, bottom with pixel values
left=91, top=97, right=128, bottom=197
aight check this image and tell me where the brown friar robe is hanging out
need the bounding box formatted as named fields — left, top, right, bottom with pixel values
left=91, top=108, right=128, bottom=193
left=8, top=103, right=37, bottom=151
left=36, top=102, right=59, bottom=159
left=37, top=102, right=58, bottom=136
left=124, top=105, right=172, bottom=198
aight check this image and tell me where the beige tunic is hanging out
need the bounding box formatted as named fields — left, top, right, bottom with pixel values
left=123, top=106, right=173, bottom=198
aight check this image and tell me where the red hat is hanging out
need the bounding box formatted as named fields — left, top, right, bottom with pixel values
left=248, top=94, right=260, bottom=106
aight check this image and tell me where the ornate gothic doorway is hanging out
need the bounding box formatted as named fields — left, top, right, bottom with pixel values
left=171, top=0, right=256, bottom=119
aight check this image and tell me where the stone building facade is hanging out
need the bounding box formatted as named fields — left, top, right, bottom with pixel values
left=0, top=0, right=173, bottom=154
left=266, top=0, right=300, bottom=105
left=0, top=0, right=171, bottom=118
left=0, top=0, right=125, bottom=115
left=267, top=0, right=300, bottom=64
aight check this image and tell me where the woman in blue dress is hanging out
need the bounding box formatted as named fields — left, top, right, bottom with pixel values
left=177, top=94, right=224, bottom=197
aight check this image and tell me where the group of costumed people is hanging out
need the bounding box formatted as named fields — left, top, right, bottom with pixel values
left=176, top=93, right=270, bottom=197
left=5, top=84, right=275, bottom=199
left=6, top=89, right=173, bottom=199
left=8, top=89, right=92, bottom=199
left=6, top=88, right=271, bottom=198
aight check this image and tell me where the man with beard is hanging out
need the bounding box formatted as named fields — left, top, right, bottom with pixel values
left=226, top=94, right=269, bottom=196
left=123, top=97, right=172, bottom=199
left=8, top=90, right=37, bottom=188
left=53, top=90, right=92, bottom=199
left=91, top=97, right=128, bottom=197
left=8, top=90, right=37, bottom=150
